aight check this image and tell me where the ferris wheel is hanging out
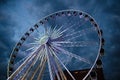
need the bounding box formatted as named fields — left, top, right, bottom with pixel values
left=7, top=10, right=104, bottom=80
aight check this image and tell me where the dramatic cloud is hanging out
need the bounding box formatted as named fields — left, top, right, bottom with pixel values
left=0, top=4, right=16, bottom=79
left=0, top=0, right=120, bottom=80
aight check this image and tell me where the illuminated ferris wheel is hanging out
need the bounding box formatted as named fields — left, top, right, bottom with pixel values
left=7, top=10, right=104, bottom=80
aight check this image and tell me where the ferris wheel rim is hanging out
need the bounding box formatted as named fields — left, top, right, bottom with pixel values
left=7, top=10, right=103, bottom=80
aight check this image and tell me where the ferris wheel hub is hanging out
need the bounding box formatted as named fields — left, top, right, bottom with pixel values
left=39, top=35, right=49, bottom=45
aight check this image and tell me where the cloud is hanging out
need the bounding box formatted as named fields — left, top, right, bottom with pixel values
left=0, top=5, right=16, bottom=80
left=0, top=0, right=120, bottom=80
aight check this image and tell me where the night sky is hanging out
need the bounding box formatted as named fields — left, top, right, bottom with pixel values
left=0, top=0, right=120, bottom=80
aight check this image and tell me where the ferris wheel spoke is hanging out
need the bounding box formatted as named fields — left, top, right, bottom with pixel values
left=37, top=60, right=47, bottom=80
left=21, top=47, right=46, bottom=79
left=11, top=53, right=37, bottom=80
left=63, top=18, right=86, bottom=34
left=33, top=48, right=45, bottom=65
left=64, top=27, right=95, bottom=40
left=9, top=46, right=43, bottom=80
left=21, top=50, right=45, bottom=80
left=22, top=47, right=45, bottom=80
left=46, top=45, right=66, bottom=80
left=69, top=20, right=87, bottom=33
left=53, top=45, right=91, bottom=64
left=45, top=44, right=54, bottom=80
left=48, top=49, right=61, bottom=80
left=52, top=41, right=98, bottom=47
left=54, top=61, right=67, bottom=80
left=27, top=34, right=41, bottom=42
left=21, top=43, right=40, bottom=53
left=52, top=25, right=59, bottom=33
left=50, top=47, right=67, bottom=80
left=47, top=25, right=52, bottom=35
left=62, top=20, right=87, bottom=38
left=57, top=16, right=74, bottom=32
left=21, top=56, right=38, bottom=80
left=30, top=56, right=45, bottom=80
left=29, top=48, right=46, bottom=80
left=48, top=46, right=67, bottom=80
left=33, top=37, right=40, bottom=41
left=51, top=27, right=63, bottom=39
left=25, top=46, right=36, bottom=52
left=37, top=55, right=47, bottom=80
left=55, top=60, right=67, bottom=80
left=50, top=22, right=81, bottom=39
left=50, top=19, right=85, bottom=39
left=29, top=42, right=40, bottom=45
left=49, top=46, right=76, bottom=80
left=14, top=53, right=32, bottom=68
left=59, top=21, right=80, bottom=35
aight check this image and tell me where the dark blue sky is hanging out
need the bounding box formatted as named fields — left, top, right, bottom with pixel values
left=0, top=0, right=120, bottom=80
